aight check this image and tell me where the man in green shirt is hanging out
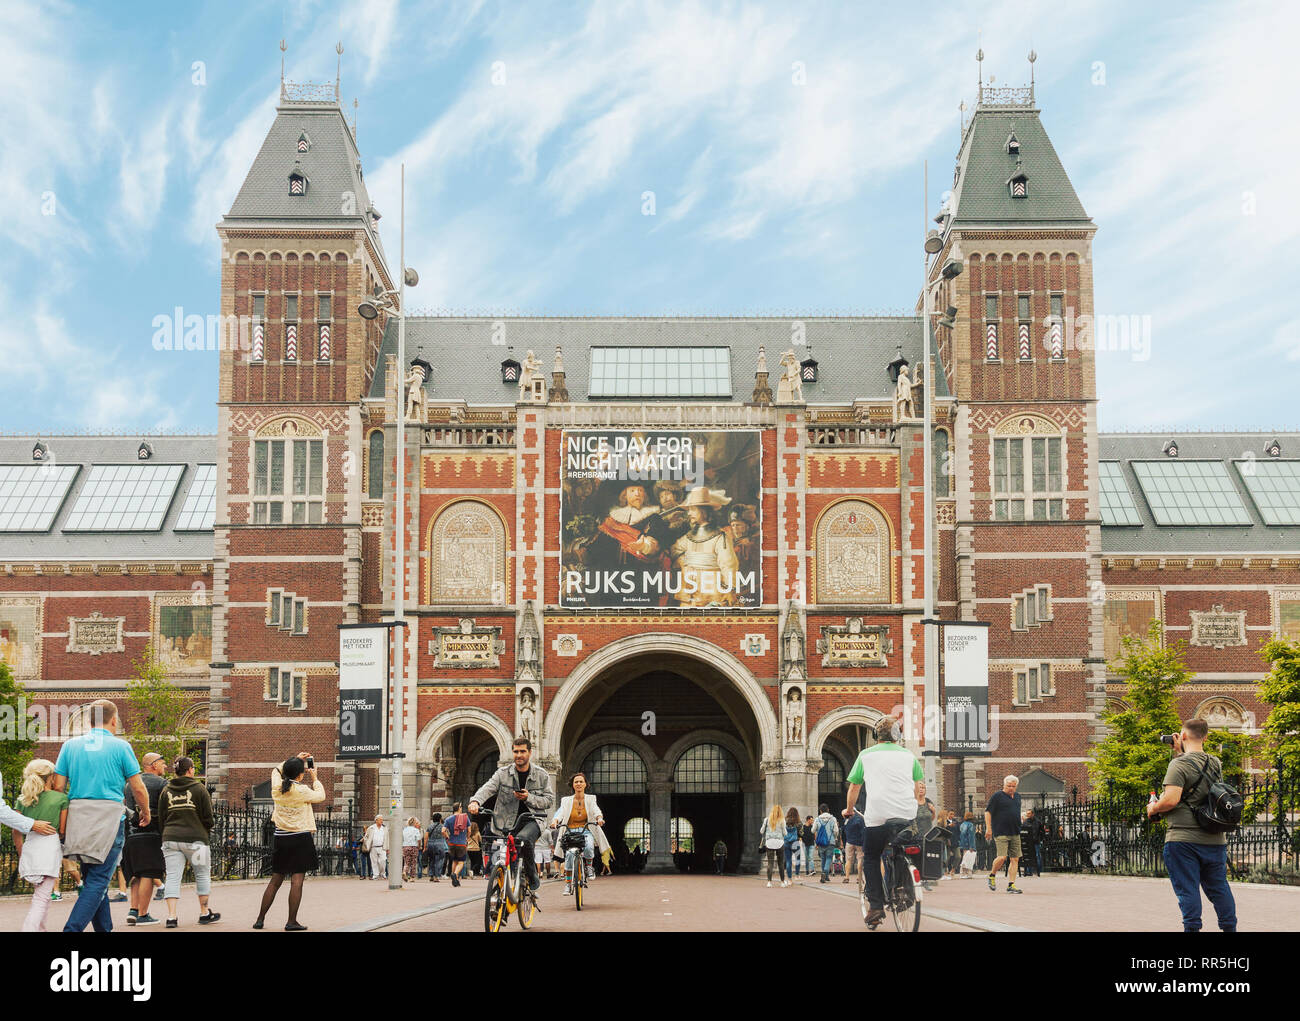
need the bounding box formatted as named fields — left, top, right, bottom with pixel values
left=1146, top=717, right=1237, bottom=932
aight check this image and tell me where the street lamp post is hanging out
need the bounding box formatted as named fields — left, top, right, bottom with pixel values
left=921, top=161, right=962, bottom=808
left=357, top=163, right=418, bottom=890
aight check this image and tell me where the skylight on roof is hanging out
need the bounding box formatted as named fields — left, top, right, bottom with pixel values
left=1236, top=460, right=1300, bottom=525
left=1098, top=461, right=1142, bottom=526
left=588, top=347, right=731, bottom=398
left=0, top=464, right=79, bottom=532
left=175, top=464, right=217, bottom=530
left=63, top=464, right=184, bottom=532
left=1130, top=460, right=1252, bottom=526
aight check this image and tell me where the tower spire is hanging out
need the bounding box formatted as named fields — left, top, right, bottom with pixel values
left=335, top=41, right=343, bottom=102
left=976, top=30, right=984, bottom=104
left=279, top=39, right=287, bottom=102
left=1028, top=48, right=1037, bottom=103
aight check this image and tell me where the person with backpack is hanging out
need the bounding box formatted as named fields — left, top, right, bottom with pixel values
left=782, top=807, right=801, bottom=882
left=1147, top=717, right=1240, bottom=932
left=813, top=804, right=839, bottom=884
left=443, top=801, right=471, bottom=887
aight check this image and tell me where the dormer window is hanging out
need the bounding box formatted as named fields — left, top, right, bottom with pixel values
left=1006, top=132, right=1021, bottom=155
left=1163, top=439, right=1179, bottom=458
left=288, top=160, right=308, bottom=196
left=1007, top=159, right=1029, bottom=199
left=800, top=351, right=819, bottom=383
left=1266, top=438, right=1282, bottom=458
left=296, top=131, right=311, bottom=153
left=137, top=441, right=154, bottom=461
left=32, top=441, right=48, bottom=462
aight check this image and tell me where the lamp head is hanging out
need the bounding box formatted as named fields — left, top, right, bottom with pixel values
left=940, top=257, right=964, bottom=280
left=357, top=300, right=381, bottom=320
left=403, top=267, right=419, bottom=288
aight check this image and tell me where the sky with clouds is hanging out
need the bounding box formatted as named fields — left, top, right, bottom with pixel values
left=2, top=0, right=1296, bottom=435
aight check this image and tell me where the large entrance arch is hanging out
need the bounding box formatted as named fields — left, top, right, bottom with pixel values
left=546, top=635, right=778, bottom=872
left=416, top=708, right=513, bottom=823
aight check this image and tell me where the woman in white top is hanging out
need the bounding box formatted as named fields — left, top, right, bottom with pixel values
left=760, top=803, right=789, bottom=887
left=550, top=772, right=604, bottom=894
left=401, top=817, right=422, bottom=882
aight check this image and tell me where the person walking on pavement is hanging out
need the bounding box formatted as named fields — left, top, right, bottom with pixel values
left=842, top=807, right=866, bottom=888
left=466, top=821, right=482, bottom=877
left=122, top=751, right=168, bottom=926
left=1147, top=718, right=1238, bottom=932
left=426, top=813, right=449, bottom=883
left=254, top=752, right=325, bottom=931
left=760, top=803, right=789, bottom=887
left=958, top=811, right=977, bottom=877
left=444, top=802, right=471, bottom=886
left=12, top=758, right=67, bottom=932
left=800, top=815, right=816, bottom=879
left=157, top=756, right=218, bottom=928
left=55, top=699, right=151, bottom=933
left=782, top=807, right=801, bottom=882
left=401, top=817, right=422, bottom=882
left=985, top=775, right=1024, bottom=894
left=712, top=838, right=727, bottom=874
left=813, top=804, right=839, bottom=883
left=364, top=815, right=388, bottom=881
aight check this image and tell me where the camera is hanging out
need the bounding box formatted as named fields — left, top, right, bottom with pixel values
left=306, top=756, right=315, bottom=768
left=1159, top=734, right=1177, bottom=746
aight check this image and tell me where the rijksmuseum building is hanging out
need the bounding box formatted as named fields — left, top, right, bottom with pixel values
left=3, top=73, right=1299, bottom=870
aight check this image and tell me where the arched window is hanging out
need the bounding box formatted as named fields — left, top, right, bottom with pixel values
left=673, top=743, right=741, bottom=794
left=427, top=501, right=506, bottom=604
left=670, top=817, right=695, bottom=853
left=580, top=744, right=648, bottom=794
left=367, top=430, right=384, bottom=500
left=623, top=818, right=650, bottom=853
left=473, top=751, right=499, bottom=789
left=814, top=499, right=891, bottom=603
left=818, top=752, right=847, bottom=804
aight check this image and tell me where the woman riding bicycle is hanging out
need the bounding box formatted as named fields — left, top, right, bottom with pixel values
left=550, top=771, right=603, bottom=895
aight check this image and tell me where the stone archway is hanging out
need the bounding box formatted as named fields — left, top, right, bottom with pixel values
left=416, top=707, right=514, bottom=822
left=807, top=705, right=886, bottom=759
left=542, top=632, right=780, bottom=763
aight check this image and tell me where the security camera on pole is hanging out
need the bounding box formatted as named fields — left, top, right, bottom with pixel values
left=357, top=164, right=419, bottom=890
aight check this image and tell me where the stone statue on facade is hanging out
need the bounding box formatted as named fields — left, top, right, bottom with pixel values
left=785, top=687, right=805, bottom=744
left=518, top=349, right=546, bottom=403
left=404, top=363, right=428, bottom=423
left=775, top=348, right=804, bottom=403
left=894, top=363, right=917, bottom=422
left=518, top=686, right=538, bottom=745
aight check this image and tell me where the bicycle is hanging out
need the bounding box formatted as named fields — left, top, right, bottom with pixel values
left=855, top=813, right=922, bottom=933
left=479, top=822, right=538, bottom=932
left=556, top=826, right=595, bottom=910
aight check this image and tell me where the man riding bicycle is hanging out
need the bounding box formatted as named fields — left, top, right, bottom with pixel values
left=842, top=715, right=925, bottom=928
left=550, top=771, right=604, bottom=895
left=469, top=736, right=554, bottom=902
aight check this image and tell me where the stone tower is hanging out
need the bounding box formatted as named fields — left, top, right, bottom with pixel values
left=208, top=80, right=392, bottom=807
left=930, top=74, right=1104, bottom=806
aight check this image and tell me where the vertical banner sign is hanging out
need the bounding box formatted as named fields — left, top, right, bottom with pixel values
left=941, top=622, right=990, bottom=754
left=338, top=625, right=388, bottom=759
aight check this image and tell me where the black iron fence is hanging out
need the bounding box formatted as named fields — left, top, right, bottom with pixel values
left=2, top=800, right=358, bottom=898
left=1027, top=766, right=1300, bottom=884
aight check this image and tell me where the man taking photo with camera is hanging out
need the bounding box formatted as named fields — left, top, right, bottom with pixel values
left=1146, top=717, right=1238, bottom=932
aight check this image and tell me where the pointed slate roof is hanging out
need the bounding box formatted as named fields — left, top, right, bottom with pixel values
left=222, top=101, right=388, bottom=268
left=950, top=104, right=1092, bottom=229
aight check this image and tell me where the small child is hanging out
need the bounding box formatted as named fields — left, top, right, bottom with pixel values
left=13, top=759, right=69, bottom=932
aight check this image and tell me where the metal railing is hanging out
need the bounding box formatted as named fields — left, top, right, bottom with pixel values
left=1, top=800, right=358, bottom=897
left=1024, top=765, right=1300, bottom=884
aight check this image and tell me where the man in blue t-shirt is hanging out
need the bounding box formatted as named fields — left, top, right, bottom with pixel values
left=983, top=775, right=1024, bottom=895
left=54, top=699, right=150, bottom=932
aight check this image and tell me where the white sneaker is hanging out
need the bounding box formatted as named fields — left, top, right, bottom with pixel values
left=782, top=880, right=790, bottom=888
left=766, top=881, right=772, bottom=887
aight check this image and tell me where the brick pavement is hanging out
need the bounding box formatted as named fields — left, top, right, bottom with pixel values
left=2, top=871, right=1295, bottom=932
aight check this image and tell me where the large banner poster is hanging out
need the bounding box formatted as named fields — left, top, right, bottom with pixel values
left=338, top=625, right=389, bottom=759
left=560, top=430, right=762, bottom=608
left=941, top=622, right=991, bottom=754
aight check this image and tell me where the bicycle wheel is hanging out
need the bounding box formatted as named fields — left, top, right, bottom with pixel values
left=484, top=866, right=508, bottom=933
left=574, top=867, right=583, bottom=911
left=890, top=856, right=921, bottom=933
left=516, top=864, right=536, bottom=929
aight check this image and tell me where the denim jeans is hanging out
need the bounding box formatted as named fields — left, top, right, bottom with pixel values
left=1163, top=841, right=1237, bottom=932
left=782, top=842, right=794, bottom=878
left=64, top=817, right=126, bottom=932
left=162, top=840, right=211, bottom=899
left=818, top=844, right=834, bottom=878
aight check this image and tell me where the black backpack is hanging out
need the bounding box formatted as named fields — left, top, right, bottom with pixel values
left=1181, top=754, right=1243, bottom=834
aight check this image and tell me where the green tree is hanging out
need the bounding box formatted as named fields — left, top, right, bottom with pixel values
left=0, top=660, right=38, bottom=801
left=1089, top=619, right=1186, bottom=803
left=1258, top=637, right=1300, bottom=765
left=124, top=643, right=195, bottom=768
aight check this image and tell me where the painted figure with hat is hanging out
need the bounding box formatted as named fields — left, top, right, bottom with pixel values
left=669, top=486, right=742, bottom=607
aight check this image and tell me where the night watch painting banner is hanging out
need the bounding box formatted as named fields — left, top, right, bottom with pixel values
left=940, top=622, right=991, bottom=754
left=560, top=429, right=762, bottom=608
left=338, top=625, right=389, bottom=759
